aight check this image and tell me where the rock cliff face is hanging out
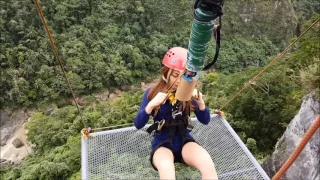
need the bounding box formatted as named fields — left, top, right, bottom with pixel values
left=261, top=93, right=320, bottom=180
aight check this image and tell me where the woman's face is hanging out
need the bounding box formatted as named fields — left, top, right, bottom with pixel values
left=168, top=70, right=182, bottom=90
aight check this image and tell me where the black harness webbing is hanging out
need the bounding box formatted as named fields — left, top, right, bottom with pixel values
left=146, top=99, right=195, bottom=150
left=147, top=117, right=191, bottom=147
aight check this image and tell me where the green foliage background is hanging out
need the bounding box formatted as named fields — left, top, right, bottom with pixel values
left=1, top=0, right=319, bottom=179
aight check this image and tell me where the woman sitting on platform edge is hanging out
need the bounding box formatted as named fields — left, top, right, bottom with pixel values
left=134, top=47, right=218, bottom=180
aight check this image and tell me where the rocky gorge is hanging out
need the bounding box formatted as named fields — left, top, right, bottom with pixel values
left=0, top=109, right=34, bottom=167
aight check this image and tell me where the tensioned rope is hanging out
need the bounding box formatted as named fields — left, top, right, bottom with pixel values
left=34, top=0, right=86, bottom=127
left=219, top=18, right=320, bottom=111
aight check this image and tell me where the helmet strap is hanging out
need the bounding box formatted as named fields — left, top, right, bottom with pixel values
left=162, top=69, right=172, bottom=84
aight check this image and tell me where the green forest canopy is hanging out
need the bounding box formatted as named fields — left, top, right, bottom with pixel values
left=2, top=0, right=319, bottom=108
left=1, top=0, right=319, bottom=179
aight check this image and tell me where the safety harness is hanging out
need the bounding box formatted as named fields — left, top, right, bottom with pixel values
left=146, top=101, right=194, bottom=148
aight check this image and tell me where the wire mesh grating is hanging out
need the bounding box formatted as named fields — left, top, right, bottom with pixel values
left=81, top=114, right=270, bottom=180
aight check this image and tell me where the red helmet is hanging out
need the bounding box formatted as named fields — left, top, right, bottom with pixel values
left=162, top=47, right=187, bottom=71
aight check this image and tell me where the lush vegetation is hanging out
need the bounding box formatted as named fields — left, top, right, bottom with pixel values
left=1, top=0, right=319, bottom=179
left=3, top=0, right=314, bottom=108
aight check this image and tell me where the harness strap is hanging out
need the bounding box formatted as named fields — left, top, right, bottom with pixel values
left=147, top=102, right=193, bottom=149
left=146, top=123, right=158, bottom=134
left=160, top=124, right=177, bottom=146
left=178, top=123, right=188, bottom=143
left=147, top=118, right=192, bottom=149
left=202, top=16, right=221, bottom=71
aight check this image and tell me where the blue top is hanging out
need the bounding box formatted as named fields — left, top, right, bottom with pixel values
left=134, top=88, right=211, bottom=152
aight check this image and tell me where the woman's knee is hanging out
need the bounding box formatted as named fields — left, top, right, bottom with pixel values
left=153, top=147, right=175, bottom=170
left=182, top=142, right=215, bottom=169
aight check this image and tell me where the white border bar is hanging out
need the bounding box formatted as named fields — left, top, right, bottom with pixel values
left=218, top=115, right=270, bottom=179
left=81, top=136, right=88, bottom=179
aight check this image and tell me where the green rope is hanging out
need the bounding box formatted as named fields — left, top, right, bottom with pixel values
left=187, top=8, right=215, bottom=72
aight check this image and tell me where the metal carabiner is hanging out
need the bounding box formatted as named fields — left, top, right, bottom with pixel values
left=157, top=119, right=166, bottom=131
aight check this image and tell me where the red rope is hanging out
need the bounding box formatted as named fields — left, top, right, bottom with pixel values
left=272, top=115, right=320, bottom=180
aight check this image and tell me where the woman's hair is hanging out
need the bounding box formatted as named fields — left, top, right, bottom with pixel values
left=147, top=66, right=195, bottom=116
left=147, top=66, right=170, bottom=101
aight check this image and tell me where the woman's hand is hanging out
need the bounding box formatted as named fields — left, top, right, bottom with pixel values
left=145, top=92, right=168, bottom=114
left=192, top=89, right=205, bottom=110
left=214, top=110, right=225, bottom=118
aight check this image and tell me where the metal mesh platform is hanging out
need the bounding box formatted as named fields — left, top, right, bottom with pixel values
left=81, top=114, right=270, bottom=179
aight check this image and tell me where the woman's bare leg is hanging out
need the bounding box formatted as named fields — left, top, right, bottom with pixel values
left=153, top=147, right=176, bottom=179
left=182, top=142, right=218, bottom=180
